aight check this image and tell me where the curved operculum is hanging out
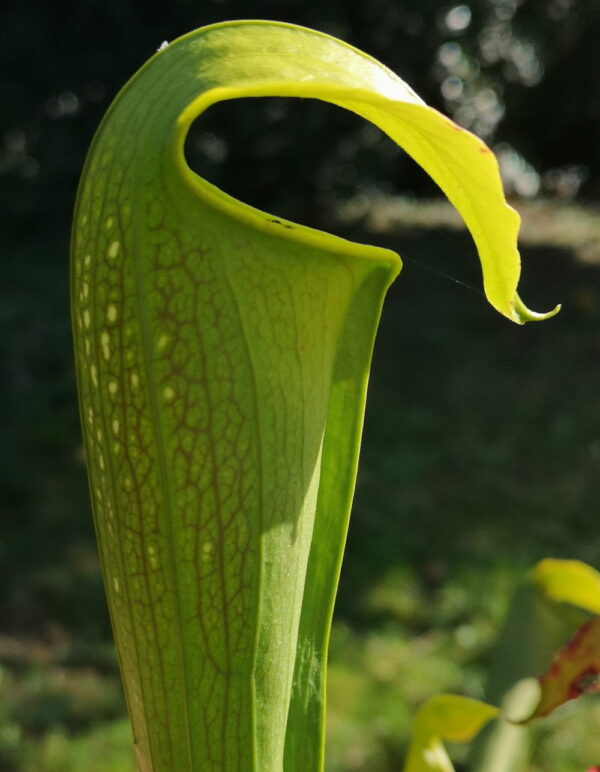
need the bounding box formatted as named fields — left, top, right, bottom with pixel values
left=176, top=78, right=559, bottom=325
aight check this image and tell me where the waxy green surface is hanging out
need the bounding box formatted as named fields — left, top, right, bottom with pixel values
left=71, top=21, right=557, bottom=771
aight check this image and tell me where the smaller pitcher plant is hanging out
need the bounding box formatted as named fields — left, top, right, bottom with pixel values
left=71, top=20, right=559, bottom=771
left=469, top=559, right=600, bottom=772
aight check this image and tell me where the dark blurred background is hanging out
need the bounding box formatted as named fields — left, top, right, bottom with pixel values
left=2, top=1, right=600, bottom=769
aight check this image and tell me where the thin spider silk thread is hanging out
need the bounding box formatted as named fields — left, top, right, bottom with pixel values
left=401, top=253, right=485, bottom=298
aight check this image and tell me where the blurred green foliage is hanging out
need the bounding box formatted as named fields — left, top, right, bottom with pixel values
left=2, top=1, right=600, bottom=769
